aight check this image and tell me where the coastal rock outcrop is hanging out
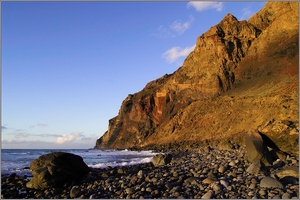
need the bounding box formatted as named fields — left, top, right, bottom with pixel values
left=26, top=152, right=90, bottom=189
left=95, top=2, right=298, bottom=156
left=152, top=154, right=172, bottom=167
left=245, top=131, right=274, bottom=166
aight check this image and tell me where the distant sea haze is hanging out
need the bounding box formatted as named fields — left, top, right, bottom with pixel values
left=1, top=149, right=158, bottom=177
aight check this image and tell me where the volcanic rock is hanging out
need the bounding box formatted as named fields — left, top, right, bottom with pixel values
left=26, top=152, right=90, bottom=189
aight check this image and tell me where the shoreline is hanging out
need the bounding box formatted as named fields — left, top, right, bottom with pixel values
left=1, top=146, right=299, bottom=199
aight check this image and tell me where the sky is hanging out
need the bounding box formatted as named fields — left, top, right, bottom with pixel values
left=1, top=1, right=266, bottom=149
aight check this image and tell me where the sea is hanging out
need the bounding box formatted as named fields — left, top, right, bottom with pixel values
left=1, top=149, right=159, bottom=177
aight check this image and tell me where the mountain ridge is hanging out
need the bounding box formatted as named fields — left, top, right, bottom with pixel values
left=95, top=2, right=299, bottom=156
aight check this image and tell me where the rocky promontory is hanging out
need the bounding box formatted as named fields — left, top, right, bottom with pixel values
left=95, top=2, right=298, bottom=156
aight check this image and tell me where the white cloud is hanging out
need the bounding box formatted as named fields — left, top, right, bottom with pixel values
left=153, top=16, right=194, bottom=39
left=56, top=132, right=83, bottom=144
left=16, top=132, right=30, bottom=138
left=29, top=123, right=49, bottom=129
left=163, top=44, right=196, bottom=63
left=240, top=7, right=254, bottom=20
left=154, top=24, right=176, bottom=39
left=2, top=134, right=99, bottom=149
left=187, top=2, right=223, bottom=12
left=169, top=16, right=194, bottom=35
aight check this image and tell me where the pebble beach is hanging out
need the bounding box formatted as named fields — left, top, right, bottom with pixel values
left=1, top=146, right=299, bottom=199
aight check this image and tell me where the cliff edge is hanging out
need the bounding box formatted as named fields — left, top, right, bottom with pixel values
left=95, top=2, right=298, bottom=156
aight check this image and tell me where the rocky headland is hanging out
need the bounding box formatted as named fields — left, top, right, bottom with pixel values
left=1, top=2, right=298, bottom=199
left=95, top=2, right=299, bottom=157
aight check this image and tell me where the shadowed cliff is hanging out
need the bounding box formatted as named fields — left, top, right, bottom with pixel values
left=95, top=2, right=298, bottom=156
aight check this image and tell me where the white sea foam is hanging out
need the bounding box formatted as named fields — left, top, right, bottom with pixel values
left=88, top=157, right=153, bottom=168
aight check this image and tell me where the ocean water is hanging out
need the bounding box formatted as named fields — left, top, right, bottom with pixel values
left=1, top=149, right=159, bottom=177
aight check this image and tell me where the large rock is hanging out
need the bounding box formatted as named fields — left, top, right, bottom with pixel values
left=152, top=154, right=172, bottom=166
left=276, top=166, right=299, bottom=184
left=26, top=152, right=90, bottom=189
left=246, top=159, right=266, bottom=175
left=276, top=166, right=299, bottom=179
left=245, top=131, right=274, bottom=166
left=260, top=176, right=284, bottom=189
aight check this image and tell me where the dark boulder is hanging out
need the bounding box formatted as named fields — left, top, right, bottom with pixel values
left=26, top=152, right=90, bottom=189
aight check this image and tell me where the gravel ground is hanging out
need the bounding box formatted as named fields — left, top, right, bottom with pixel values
left=1, top=146, right=299, bottom=199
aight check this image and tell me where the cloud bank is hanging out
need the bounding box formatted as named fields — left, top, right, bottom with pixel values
left=163, top=45, right=196, bottom=63
left=188, top=2, right=223, bottom=12
left=56, top=132, right=84, bottom=144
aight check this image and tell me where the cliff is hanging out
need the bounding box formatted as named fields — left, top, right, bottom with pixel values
left=95, top=2, right=299, bottom=156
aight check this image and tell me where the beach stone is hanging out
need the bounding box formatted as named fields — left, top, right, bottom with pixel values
left=259, top=189, right=267, bottom=196
left=184, top=177, right=198, bottom=185
left=229, top=161, right=236, bottom=167
left=218, top=166, right=227, bottom=174
left=249, top=183, right=256, bottom=189
left=70, top=186, right=82, bottom=198
left=220, top=180, right=229, bottom=188
left=203, top=177, right=217, bottom=184
left=117, top=168, right=124, bottom=174
left=282, top=193, right=291, bottom=199
left=201, top=190, right=213, bottom=199
left=125, top=188, right=134, bottom=195
left=152, top=154, right=172, bottom=167
left=212, top=182, right=222, bottom=193
left=26, top=152, right=90, bottom=189
left=260, top=177, right=284, bottom=189
left=246, top=159, right=265, bottom=175
left=137, top=170, right=145, bottom=179
left=245, top=131, right=274, bottom=166
left=276, top=166, right=299, bottom=179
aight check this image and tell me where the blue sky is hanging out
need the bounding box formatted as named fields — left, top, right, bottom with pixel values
left=2, top=1, right=266, bottom=149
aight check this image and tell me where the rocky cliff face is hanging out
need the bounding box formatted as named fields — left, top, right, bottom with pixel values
left=95, top=2, right=298, bottom=156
